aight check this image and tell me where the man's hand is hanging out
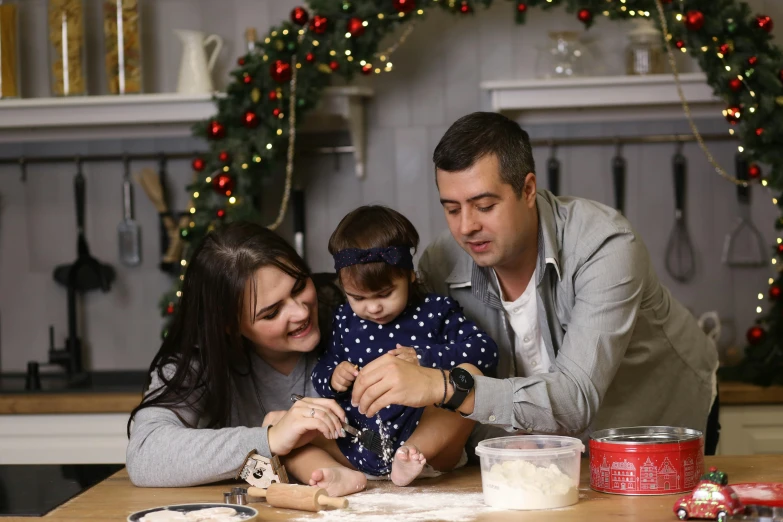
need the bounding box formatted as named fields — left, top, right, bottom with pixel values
left=351, top=353, right=442, bottom=417
left=331, top=361, right=359, bottom=392
left=388, top=344, right=420, bottom=365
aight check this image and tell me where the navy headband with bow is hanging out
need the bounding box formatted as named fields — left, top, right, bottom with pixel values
left=333, top=246, right=414, bottom=271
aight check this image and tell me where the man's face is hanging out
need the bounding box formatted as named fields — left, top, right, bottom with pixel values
left=436, top=153, right=537, bottom=271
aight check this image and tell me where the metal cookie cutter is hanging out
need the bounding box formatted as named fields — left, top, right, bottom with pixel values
left=224, top=487, right=251, bottom=505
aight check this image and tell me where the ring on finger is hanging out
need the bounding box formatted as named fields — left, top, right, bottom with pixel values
left=310, top=408, right=316, bottom=418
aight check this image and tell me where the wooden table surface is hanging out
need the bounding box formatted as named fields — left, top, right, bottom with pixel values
left=13, top=454, right=779, bottom=522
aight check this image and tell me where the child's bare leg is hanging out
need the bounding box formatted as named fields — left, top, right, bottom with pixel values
left=283, top=442, right=367, bottom=497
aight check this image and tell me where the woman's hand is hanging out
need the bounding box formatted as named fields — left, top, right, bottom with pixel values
left=262, top=410, right=286, bottom=427
left=266, top=397, right=346, bottom=456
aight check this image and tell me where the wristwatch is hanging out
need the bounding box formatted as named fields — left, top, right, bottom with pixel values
left=442, top=367, right=474, bottom=412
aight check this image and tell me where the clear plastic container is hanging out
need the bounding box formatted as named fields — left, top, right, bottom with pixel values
left=475, top=435, right=584, bottom=510
left=626, top=19, right=664, bottom=76
left=0, top=0, right=20, bottom=99
left=103, top=0, right=143, bottom=94
left=48, top=0, right=88, bottom=96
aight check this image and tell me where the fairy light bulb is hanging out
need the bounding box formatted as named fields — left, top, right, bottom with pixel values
left=193, top=192, right=199, bottom=198
left=759, top=293, right=764, bottom=300
left=190, top=207, right=196, bottom=214
left=181, top=260, right=187, bottom=267
left=229, top=196, right=237, bottom=204
left=266, top=143, right=273, bottom=150
left=756, top=306, right=763, bottom=313
left=176, top=291, right=182, bottom=297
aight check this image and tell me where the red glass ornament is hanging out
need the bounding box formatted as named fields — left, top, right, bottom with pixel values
left=577, top=9, right=593, bottom=24
left=243, top=74, right=252, bottom=84
left=459, top=1, right=471, bottom=14
left=347, top=17, right=365, bottom=36
left=778, top=244, right=783, bottom=254
left=218, top=151, right=230, bottom=163
left=393, top=0, right=416, bottom=14
left=270, top=60, right=292, bottom=83
left=756, top=128, right=764, bottom=136
left=237, top=57, right=246, bottom=66
left=243, top=111, right=259, bottom=128
left=166, top=303, right=175, bottom=315
left=306, top=52, right=315, bottom=63
left=728, top=77, right=743, bottom=92
left=684, top=10, right=705, bottom=31
left=675, top=40, right=686, bottom=49
left=779, top=69, right=783, bottom=84
left=212, top=174, right=235, bottom=196
left=269, top=91, right=279, bottom=101
left=770, top=286, right=781, bottom=301
left=216, top=209, right=226, bottom=219
left=724, top=106, right=741, bottom=124
left=748, top=56, right=758, bottom=66
left=272, top=108, right=282, bottom=117
left=309, top=15, right=328, bottom=34
left=755, top=15, right=773, bottom=33
left=748, top=163, right=762, bottom=179
left=517, top=2, right=527, bottom=13
left=329, top=60, right=340, bottom=71
left=290, top=6, right=309, bottom=26
left=719, top=43, right=732, bottom=55
left=208, top=120, right=225, bottom=140
left=192, top=157, right=206, bottom=171
left=361, top=63, right=373, bottom=75
left=746, top=326, right=766, bottom=345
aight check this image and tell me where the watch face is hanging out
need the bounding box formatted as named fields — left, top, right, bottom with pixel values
left=452, top=368, right=473, bottom=389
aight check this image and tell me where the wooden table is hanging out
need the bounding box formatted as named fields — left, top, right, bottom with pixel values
left=17, top=455, right=781, bottom=522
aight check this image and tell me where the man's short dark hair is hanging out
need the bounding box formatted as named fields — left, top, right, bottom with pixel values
left=433, top=112, right=535, bottom=197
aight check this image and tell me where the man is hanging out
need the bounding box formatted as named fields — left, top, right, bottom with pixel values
left=352, top=112, right=719, bottom=453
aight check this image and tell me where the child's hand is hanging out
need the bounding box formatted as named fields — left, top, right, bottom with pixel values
left=389, top=344, right=420, bottom=366
left=331, top=361, right=359, bottom=392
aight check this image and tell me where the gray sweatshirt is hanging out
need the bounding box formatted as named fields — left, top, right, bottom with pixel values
left=126, top=351, right=318, bottom=487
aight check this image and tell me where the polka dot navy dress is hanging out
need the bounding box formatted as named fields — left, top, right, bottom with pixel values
left=311, top=293, right=499, bottom=476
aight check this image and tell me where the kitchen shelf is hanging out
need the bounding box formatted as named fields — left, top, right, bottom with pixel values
left=481, top=72, right=722, bottom=125
left=0, top=86, right=374, bottom=178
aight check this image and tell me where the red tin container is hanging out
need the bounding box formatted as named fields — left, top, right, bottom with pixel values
left=590, top=426, right=704, bottom=496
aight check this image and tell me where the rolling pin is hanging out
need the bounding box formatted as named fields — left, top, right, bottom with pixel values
left=247, top=484, right=348, bottom=511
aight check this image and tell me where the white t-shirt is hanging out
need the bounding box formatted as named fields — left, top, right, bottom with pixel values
left=492, top=269, right=552, bottom=377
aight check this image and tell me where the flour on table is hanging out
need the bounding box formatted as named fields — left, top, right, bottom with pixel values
left=293, top=488, right=498, bottom=522
left=481, top=459, right=578, bottom=510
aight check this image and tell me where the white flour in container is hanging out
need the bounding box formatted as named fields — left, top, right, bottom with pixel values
left=481, top=459, right=578, bottom=510
left=292, top=489, right=498, bottom=522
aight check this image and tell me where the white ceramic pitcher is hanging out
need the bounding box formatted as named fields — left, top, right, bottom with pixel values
left=175, top=29, right=223, bottom=94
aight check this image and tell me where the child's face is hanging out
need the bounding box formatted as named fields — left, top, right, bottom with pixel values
left=342, top=273, right=413, bottom=325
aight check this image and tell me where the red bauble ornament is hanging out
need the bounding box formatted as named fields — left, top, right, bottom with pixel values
left=237, top=57, right=246, bottom=66
left=208, top=120, right=226, bottom=140
left=675, top=40, right=686, bottom=50
left=779, top=69, right=783, bottom=84
left=243, top=111, right=259, bottom=128
left=270, top=60, right=292, bottom=83
left=755, top=15, right=773, bottom=33
left=724, top=106, right=741, bottom=124
left=192, top=157, right=206, bottom=171
left=309, top=15, right=328, bottom=34
left=746, top=326, right=766, bottom=345
left=272, top=108, right=282, bottom=118
left=216, top=208, right=226, bottom=219
left=218, top=151, right=230, bottom=163
left=684, top=10, right=705, bottom=31
left=361, top=63, right=373, bottom=75
left=268, top=90, right=279, bottom=101
left=243, top=74, right=252, bottom=84
left=577, top=8, right=593, bottom=24
left=305, top=52, right=315, bottom=63
left=393, top=0, right=416, bottom=14
left=748, top=163, right=762, bottom=179
left=756, top=128, right=764, bottom=136
left=347, top=17, right=365, bottom=36
left=748, top=56, right=758, bottom=66
left=459, top=1, right=472, bottom=14
left=770, top=286, right=781, bottom=301
left=212, top=174, right=235, bottom=196
left=329, top=60, right=340, bottom=71
left=517, top=2, right=527, bottom=13
left=166, top=303, right=175, bottom=315
left=290, top=6, right=309, bottom=26
left=728, top=77, right=743, bottom=92
left=719, top=43, right=732, bottom=56
left=778, top=244, right=783, bottom=254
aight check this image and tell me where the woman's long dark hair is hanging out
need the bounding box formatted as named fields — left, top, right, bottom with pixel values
left=128, top=222, right=310, bottom=435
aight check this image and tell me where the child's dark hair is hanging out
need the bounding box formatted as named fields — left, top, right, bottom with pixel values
left=328, top=205, right=426, bottom=302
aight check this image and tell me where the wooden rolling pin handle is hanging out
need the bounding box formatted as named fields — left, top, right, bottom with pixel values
left=247, top=486, right=267, bottom=498
left=317, top=494, right=349, bottom=509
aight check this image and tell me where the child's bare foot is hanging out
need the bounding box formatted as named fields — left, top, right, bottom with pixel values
left=390, top=444, right=427, bottom=486
left=309, top=467, right=367, bottom=497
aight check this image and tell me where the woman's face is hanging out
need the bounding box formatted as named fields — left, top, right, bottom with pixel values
left=239, top=265, right=320, bottom=359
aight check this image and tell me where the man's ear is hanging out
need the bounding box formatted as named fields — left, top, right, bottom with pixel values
left=524, top=172, right=537, bottom=207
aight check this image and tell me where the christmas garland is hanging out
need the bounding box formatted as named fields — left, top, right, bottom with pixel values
left=161, top=0, right=783, bottom=386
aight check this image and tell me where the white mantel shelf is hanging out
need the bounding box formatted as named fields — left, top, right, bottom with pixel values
left=0, top=85, right=374, bottom=178
left=481, top=72, right=723, bottom=125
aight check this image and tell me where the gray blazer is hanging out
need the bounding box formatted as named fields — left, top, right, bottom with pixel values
left=419, top=190, right=717, bottom=440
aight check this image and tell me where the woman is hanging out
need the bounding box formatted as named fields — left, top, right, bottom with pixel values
left=126, top=222, right=346, bottom=487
